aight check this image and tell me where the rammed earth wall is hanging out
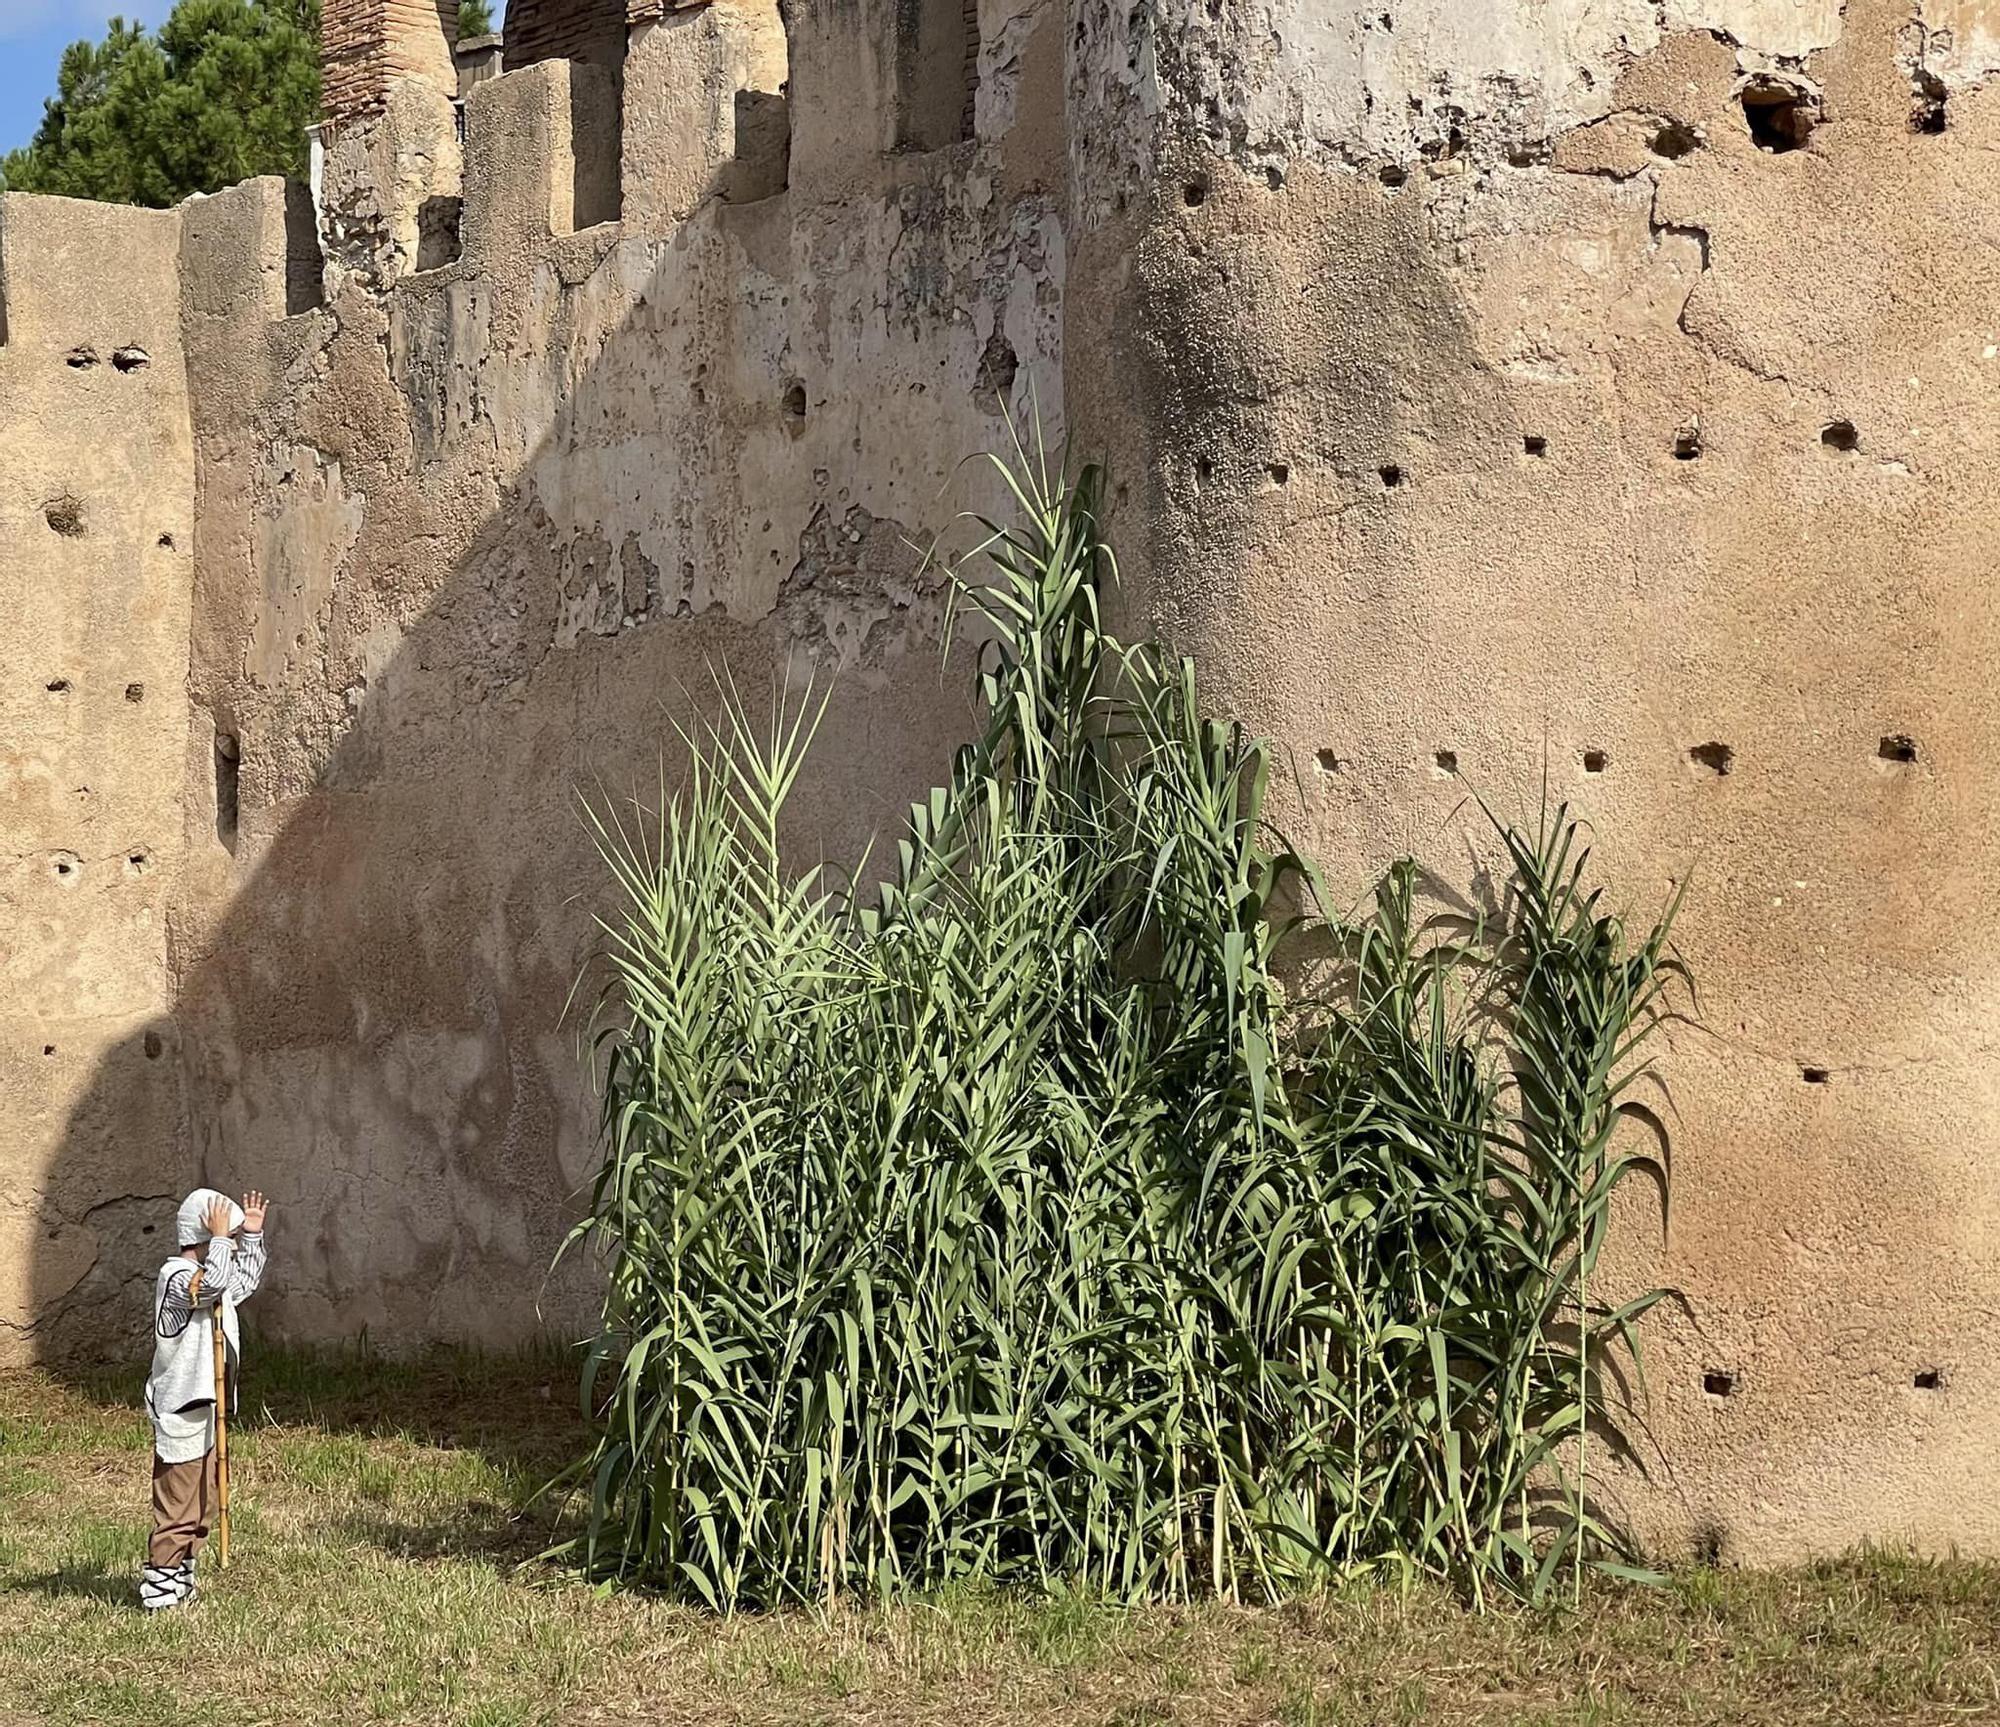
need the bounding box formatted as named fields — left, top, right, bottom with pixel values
left=3, top=0, right=1998, bottom=1564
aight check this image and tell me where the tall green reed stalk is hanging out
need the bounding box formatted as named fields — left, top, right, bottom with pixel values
left=560, top=440, right=1685, bottom=1610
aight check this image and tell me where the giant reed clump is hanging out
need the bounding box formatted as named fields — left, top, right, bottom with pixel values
left=561, top=449, right=1685, bottom=1610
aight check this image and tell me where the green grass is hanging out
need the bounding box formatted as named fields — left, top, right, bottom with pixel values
left=2, top=1349, right=1998, bottom=1726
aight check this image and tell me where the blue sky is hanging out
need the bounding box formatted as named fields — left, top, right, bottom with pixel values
left=0, top=0, right=176, bottom=154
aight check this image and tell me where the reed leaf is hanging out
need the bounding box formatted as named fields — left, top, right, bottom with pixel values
left=559, top=446, right=1686, bottom=1609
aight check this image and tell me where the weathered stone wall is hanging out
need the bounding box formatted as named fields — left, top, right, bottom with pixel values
left=4, top=0, right=1999, bottom=1567
left=8, top=0, right=1064, bottom=1357
left=0, top=196, right=196, bottom=1355
left=1063, top=0, right=2000, bottom=1562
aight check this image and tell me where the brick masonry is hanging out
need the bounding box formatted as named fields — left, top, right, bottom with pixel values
left=503, top=0, right=632, bottom=70
left=322, top=0, right=459, bottom=127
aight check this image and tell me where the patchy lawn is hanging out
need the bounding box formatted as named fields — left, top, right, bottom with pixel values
left=1, top=1348, right=1996, bottom=1727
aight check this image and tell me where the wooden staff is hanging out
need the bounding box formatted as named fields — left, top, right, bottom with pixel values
left=213, top=1313, right=231, bottom=1569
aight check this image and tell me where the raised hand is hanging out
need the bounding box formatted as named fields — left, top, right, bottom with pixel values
left=240, top=1190, right=267, bottom=1233
left=203, top=1196, right=234, bottom=1239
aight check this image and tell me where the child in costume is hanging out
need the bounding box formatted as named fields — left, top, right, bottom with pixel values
left=140, top=1186, right=268, bottom=1611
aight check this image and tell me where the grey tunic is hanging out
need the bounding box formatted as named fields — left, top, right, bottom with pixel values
left=145, top=1229, right=266, bottom=1463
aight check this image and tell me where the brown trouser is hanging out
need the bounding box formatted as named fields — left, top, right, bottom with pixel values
left=149, top=1444, right=218, bottom=1566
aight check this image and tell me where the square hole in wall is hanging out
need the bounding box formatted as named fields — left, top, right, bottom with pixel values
left=1740, top=78, right=1816, bottom=153
left=725, top=89, right=791, bottom=203
left=284, top=179, right=325, bottom=314
left=416, top=195, right=463, bottom=271
left=215, top=729, right=241, bottom=854
left=895, top=0, right=980, bottom=151
left=569, top=63, right=624, bottom=229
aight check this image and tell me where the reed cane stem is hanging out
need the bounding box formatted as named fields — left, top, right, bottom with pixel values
left=213, top=1316, right=230, bottom=1570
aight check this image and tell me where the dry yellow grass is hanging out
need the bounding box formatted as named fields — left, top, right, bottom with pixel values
left=2, top=1348, right=1996, bottom=1727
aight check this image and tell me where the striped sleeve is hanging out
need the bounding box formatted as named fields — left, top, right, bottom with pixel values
left=158, top=1265, right=198, bottom=1337
left=158, top=1263, right=210, bottom=1337
left=224, top=1230, right=266, bottom=1304
left=158, top=1236, right=235, bottom=1338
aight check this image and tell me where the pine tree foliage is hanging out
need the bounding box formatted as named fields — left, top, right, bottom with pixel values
left=1, top=1, right=321, bottom=208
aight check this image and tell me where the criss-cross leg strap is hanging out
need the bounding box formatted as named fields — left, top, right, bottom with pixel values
left=140, top=1561, right=188, bottom=1611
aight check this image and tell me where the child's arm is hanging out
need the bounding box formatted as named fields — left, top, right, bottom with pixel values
left=160, top=1231, right=235, bottom=1333
left=223, top=1190, right=269, bottom=1304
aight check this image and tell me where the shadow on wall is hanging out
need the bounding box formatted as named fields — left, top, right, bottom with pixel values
left=27, top=13, right=1062, bottom=1368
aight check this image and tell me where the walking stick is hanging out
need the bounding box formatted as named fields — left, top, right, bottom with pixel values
left=213, top=1312, right=231, bottom=1569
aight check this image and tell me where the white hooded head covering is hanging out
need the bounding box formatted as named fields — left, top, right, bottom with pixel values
left=175, top=1187, right=244, bottom=1248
